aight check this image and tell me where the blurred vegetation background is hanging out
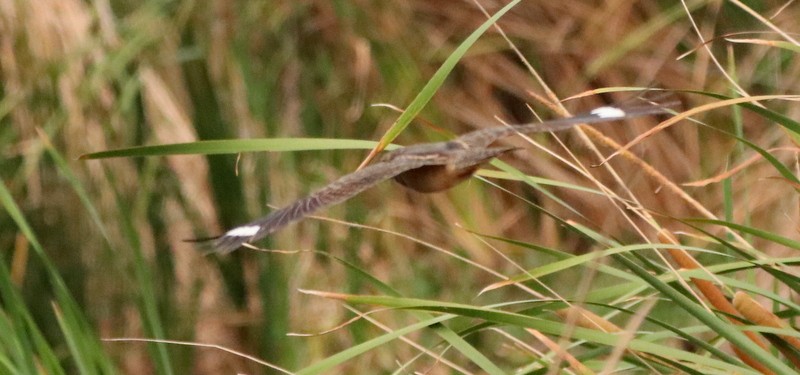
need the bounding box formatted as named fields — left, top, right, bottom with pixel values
left=1, top=0, right=799, bottom=374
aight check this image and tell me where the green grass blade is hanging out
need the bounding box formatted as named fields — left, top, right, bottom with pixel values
left=482, top=243, right=717, bottom=292
left=371, top=0, right=523, bottom=149
left=79, top=138, right=396, bottom=159
left=686, top=218, right=800, bottom=250
left=684, top=91, right=800, bottom=136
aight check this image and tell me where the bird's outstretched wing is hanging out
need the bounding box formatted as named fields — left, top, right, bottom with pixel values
left=200, top=92, right=679, bottom=253
left=458, top=97, right=678, bottom=148
left=205, top=152, right=454, bottom=253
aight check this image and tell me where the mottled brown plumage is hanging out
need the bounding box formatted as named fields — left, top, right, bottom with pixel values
left=201, top=97, right=675, bottom=253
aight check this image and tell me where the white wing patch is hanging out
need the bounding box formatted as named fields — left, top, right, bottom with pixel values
left=590, top=106, right=626, bottom=119
left=225, top=225, right=261, bottom=237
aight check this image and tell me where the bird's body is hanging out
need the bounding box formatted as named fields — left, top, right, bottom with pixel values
left=199, top=97, right=676, bottom=253
left=385, top=140, right=515, bottom=192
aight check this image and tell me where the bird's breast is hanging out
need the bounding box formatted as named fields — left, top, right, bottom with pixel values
left=393, top=164, right=479, bottom=193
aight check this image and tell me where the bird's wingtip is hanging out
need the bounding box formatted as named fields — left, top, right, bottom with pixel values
left=184, top=235, right=245, bottom=255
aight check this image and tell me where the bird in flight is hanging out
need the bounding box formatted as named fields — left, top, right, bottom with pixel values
left=200, top=95, right=676, bottom=253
